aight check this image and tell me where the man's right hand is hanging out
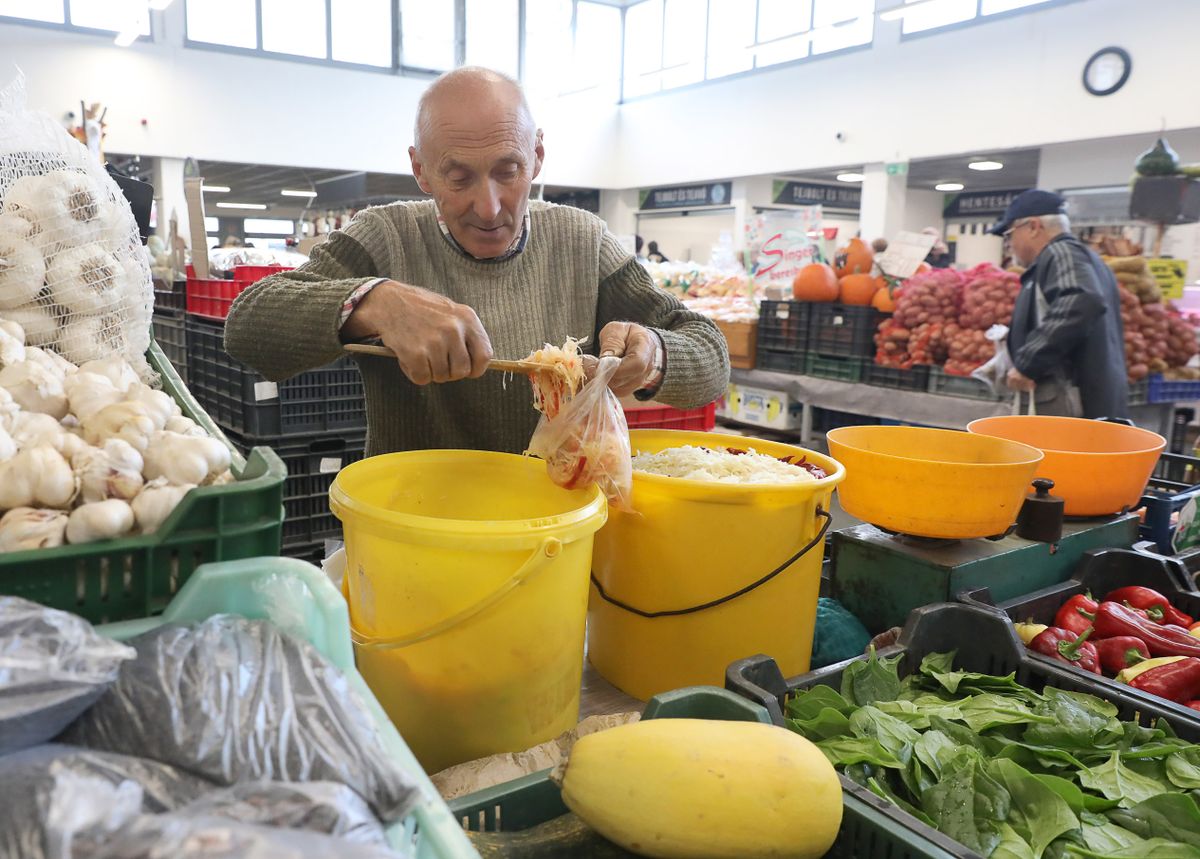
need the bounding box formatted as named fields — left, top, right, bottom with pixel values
left=342, top=281, right=493, bottom=385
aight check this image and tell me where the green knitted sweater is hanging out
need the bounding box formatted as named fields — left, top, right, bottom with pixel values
left=224, top=200, right=729, bottom=455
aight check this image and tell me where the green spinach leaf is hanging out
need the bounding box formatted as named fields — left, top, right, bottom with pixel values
left=866, top=775, right=937, bottom=828
left=1025, top=688, right=1125, bottom=750
left=1168, top=749, right=1200, bottom=791
left=989, top=758, right=1080, bottom=859
left=1108, top=793, right=1200, bottom=847
left=816, top=736, right=902, bottom=769
left=786, top=707, right=852, bottom=742
left=958, top=693, right=1047, bottom=733
left=1079, top=753, right=1171, bottom=808
left=992, top=822, right=1038, bottom=859
left=785, top=684, right=852, bottom=721
left=1034, top=773, right=1121, bottom=814
left=921, top=751, right=1010, bottom=857
left=849, top=706, right=922, bottom=765
left=914, top=730, right=959, bottom=781
left=841, top=649, right=902, bottom=707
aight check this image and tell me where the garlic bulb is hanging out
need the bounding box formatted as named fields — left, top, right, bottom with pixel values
left=57, top=316, right=117, bottom=366
left=3, top=304, right=58, bottom=348
left=0, top=213, right=35, bottom=242
left=0, top=507, right=68, bottom=552
left=131, top=478, right=192, bottom=534
left=0, top=423, right=15, bottom=463
left=66, top=499, right=135, bottom=544
left=82, top=401, right=156, bottom=451
left=78, top=356, right=138, bottom=393
left=0, top=445, right=77, bottom=509
left=65, top=372, right=124, bottom=423
left=0, top=230, right=44, bottom=311
left=46, top=243, right=118, bottom=317
left=164, top=414, right=206, bottom=437
left=207, top=469, right=235, bottom=486
left=73, top=438, right=144, bottom=503
left=1, top=175, right=49, bottom=242
left=124, top=383, right=177, bottom=429
left=25, top=170, right=107, bottom=254
left=9, top=411, right=65, bottom=448
left=25, top=346, right=76, bottom=380
left=142, top=431, right=231, bottom=486
left=0, top=358, right=68, bottom=418
left=0, top=324, right=24, bottom=368
left=0, top=388, right=19, bottom=431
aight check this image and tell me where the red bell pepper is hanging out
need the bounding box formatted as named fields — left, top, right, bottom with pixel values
left=1105, top=586, right=1194, bottom=627
left=1094, top=602, right=1200, bottom=659
left=1028, top=626, right=1101, bottom=674
left=1053, top=594, right=1098, bottom=636
left=1127, top=657, right=1200, bottom=704
left=1187, top=701, right=1200, bottom=712
left=1092, top=635, right=1151, bottom=674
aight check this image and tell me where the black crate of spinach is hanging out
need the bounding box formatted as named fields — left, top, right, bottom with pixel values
left=726, top=602, right=1200, bottom=859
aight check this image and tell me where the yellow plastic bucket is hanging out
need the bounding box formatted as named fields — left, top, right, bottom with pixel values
left=329, top=450, right=607, bottom=774
left=588, top=430, right=845, bottom=701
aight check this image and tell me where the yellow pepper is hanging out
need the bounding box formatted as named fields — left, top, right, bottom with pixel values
left=1014, top=622, right=1048, bottom=645
left=1116, top=655, right=1187, bottom=685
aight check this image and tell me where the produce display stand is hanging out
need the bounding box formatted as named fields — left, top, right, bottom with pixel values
left=725, top=367, right=1176, bottom=443
left=726, top=599, right=1200, bottom=859
left=0, top=342, right=286, bottom=625
left=97, top=555, right=475, bottom=859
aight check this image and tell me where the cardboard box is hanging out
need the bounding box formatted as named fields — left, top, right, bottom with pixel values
left=716, top=381, right=801, bottom=430
left=715, top=319, right=758, bottom=369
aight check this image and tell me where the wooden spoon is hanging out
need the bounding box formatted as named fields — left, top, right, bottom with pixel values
left=343, top=342, right=543, bottom=375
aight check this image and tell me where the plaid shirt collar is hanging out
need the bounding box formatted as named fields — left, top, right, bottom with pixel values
left=435, top=207, right=530, bottom=262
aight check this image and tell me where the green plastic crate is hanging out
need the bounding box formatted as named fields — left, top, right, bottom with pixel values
left=451, top=685, right=949, bottom=858
left=804, top=352, right=864, bottom=382
left=96, top=556, right=475, bottom=858
left=926, top=367, right=1005, bottom=402
left=0, top=342, right=287, bottom=625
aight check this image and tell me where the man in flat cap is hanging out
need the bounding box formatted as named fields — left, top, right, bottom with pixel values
left=990, top=189, right=1128, bottom=418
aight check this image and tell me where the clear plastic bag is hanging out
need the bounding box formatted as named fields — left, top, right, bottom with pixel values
left=0, top=73, right=153, bottom=374
left=526, top=356, right=632, bottom=510
left=971, top=324, right=1015, bottom=397
left=61, top=616, right=418, bottom=824
left=0, top=743, right=212, bottom=859
left=0, top=596, right=135, bottom=755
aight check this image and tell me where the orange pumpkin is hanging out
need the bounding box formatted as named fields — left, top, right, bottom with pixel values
left=835, top=237, right=874, bottom=279
left=871, top=287, right=897, bottom=313
left=792, top=263, right=839, bottom=302
left=839, top=273, right=878, bottom=306
left=914, top=261, right=932, bottom=275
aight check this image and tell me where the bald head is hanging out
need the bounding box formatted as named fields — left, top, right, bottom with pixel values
left=413, top=66, right=537, bottom=155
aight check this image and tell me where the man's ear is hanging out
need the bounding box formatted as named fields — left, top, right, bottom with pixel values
left=531, top=129, right=545, bottom=181
left=409, top=146, right=433, bottom=195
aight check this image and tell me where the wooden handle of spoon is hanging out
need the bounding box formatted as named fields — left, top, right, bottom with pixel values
left=343, top=343, right=541, bottom=374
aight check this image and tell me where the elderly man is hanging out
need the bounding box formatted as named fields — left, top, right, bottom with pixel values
left=990, top=189, right=1128, bottom=418
left=225, top=68, right=729, bottom=455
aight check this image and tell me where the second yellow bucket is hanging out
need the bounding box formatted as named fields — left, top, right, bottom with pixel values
left=588, top=430, right=845, bottom=701
left=330, top=450, right=607, bottom=774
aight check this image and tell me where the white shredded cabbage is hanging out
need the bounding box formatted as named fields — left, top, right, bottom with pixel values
left=630, top=445, right=817, bottom=484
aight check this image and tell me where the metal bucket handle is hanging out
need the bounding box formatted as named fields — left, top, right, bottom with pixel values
left=349, top=536, right=564, bottom=650
left=590, top=507, right=832, bottom=619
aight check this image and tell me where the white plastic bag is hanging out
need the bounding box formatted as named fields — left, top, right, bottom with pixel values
left=0, top=73, right=153, bottom=374
left=525, top=356, right=632, bottom=510
left=970, top=324, right=1015, bottom=398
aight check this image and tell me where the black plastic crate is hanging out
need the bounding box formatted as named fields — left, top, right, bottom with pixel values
left=151, top=313, right=187, bottom=382
left=927, top=367, right=1005, bottom=401
left=727, top=598, right=1200, bottom=859
left=152, top=278, right=186, bottom=315
left=756, top=300, right=811, bottom=353
left=1140, top=450, right=1200, bottom=553
left=808, top=304, right=885, bottom=358
left=804, top=352, right=863, bottom=382
left=1129, top=378, right=1149, bottom=406
left=756, top=347, right=806, bottom=374
left=186, top=316, right=366, bottom=439
left=863, top=362, right=930, bottom=391
left=812, top=408, right=877, bottom=433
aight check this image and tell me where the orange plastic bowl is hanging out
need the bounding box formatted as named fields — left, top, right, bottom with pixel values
left=966, top=416, right=1165, bottom=517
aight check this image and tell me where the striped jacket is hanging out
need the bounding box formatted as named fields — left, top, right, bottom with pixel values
left=1008, top=233, right=1129, bottom=418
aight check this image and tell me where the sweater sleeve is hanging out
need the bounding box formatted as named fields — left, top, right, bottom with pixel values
left=1012, top=241, right=1107, bottom=381
left=224, top=222, right=381, bottom=382
left=595, top=234, right=730, bottom=408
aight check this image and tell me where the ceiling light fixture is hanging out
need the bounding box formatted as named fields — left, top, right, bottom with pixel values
left=216, top=202, right=268, bottom=210
left=968, top=160, right=1004, bottom=171
left=280, top=189, right=318, bottom=198
left=202, top=185, right=230, bottom=193
left=836, top=172, right=864, bottom=183
left=935, top=182, right=964, bottom=191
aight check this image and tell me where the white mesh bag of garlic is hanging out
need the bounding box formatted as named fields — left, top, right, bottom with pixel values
left=0, top=73, right=152, bottom=376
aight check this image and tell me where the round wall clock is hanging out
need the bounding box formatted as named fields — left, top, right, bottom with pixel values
left=1083, top=47, right=1131, bottom=96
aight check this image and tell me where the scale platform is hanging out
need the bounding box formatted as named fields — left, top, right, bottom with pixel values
left=830, top=513, right=1140, bottom=633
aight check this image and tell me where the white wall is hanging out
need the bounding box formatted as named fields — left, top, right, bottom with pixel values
left=615, top=0, right=1200, bottom=188
left=902, top=189, right=945, bottom=235
left=0, top=6, right=620, bottom=188
left=1039, top=129, right=1200, bottom=190
left=635, top=209, right=736, bottom=264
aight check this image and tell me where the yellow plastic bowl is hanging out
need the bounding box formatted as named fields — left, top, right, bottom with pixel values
left=826, top=425, right=1044, bottom=539
left=967, top=416, right=1166, bottom=516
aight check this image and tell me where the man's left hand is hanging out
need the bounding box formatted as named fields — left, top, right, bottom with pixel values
left=1006, top=367, right=1036, bottom=392
left=596, top=321, right=658, bottom=397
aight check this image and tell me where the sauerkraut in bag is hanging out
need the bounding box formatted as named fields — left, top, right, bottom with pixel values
left=526, top=354, right=633, bottom=511
left=0, top=73, right=153, bottom=377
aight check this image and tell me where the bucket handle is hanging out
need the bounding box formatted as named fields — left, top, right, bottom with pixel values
left=349, top=537, right=564, bottom=651
left=590, top=507, right=832, bottom=619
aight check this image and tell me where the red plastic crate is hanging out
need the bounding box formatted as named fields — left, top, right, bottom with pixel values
left=186, top=276, right=246, bottom=321
left=623, top=401, right=716, bottom=431
left=233, top=264, right=291, bottom=288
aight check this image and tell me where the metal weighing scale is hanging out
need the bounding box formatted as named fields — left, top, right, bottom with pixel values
left=830, top=513, right=1141, bottom=632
